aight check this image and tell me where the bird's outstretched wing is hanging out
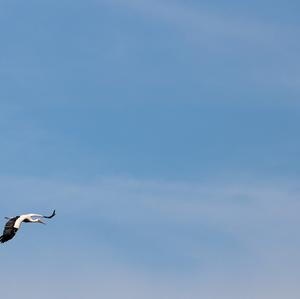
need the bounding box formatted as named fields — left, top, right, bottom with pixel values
left=0, top=216, right=19, bottom=243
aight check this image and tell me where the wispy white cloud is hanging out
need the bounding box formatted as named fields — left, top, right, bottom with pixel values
left=1, top=174, right=300, bottom=297
left=104, top=0, right=295, bottom=47
left=1, top=174, right=300, bottom=228
left=1, top=176, right=300, bottom=257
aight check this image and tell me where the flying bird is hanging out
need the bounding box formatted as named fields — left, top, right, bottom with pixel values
left=0, top=210, right=56, bottom=243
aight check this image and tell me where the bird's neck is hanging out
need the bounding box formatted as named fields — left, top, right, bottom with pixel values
left=13, top=215, right=28, bottom=229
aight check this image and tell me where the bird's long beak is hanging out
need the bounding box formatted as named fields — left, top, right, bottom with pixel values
left=38, top=219, right=46, bottom=225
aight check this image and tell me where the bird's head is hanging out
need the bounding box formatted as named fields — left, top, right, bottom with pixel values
left=37, top=219, right=46, bottom=225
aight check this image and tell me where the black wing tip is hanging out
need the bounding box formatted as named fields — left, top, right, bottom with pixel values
left=0, top=235, right=13, bottom=243
left=45, top=209, right=56, bottom=219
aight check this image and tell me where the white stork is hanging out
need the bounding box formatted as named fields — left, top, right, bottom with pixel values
left=0, top=210, right=56, bottom=243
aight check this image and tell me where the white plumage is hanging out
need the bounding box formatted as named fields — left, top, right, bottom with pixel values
left=0, top=210, right=56, bottom=243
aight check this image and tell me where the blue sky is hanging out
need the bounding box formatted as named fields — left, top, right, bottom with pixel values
left=1, top=0, right=300, bottom=298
